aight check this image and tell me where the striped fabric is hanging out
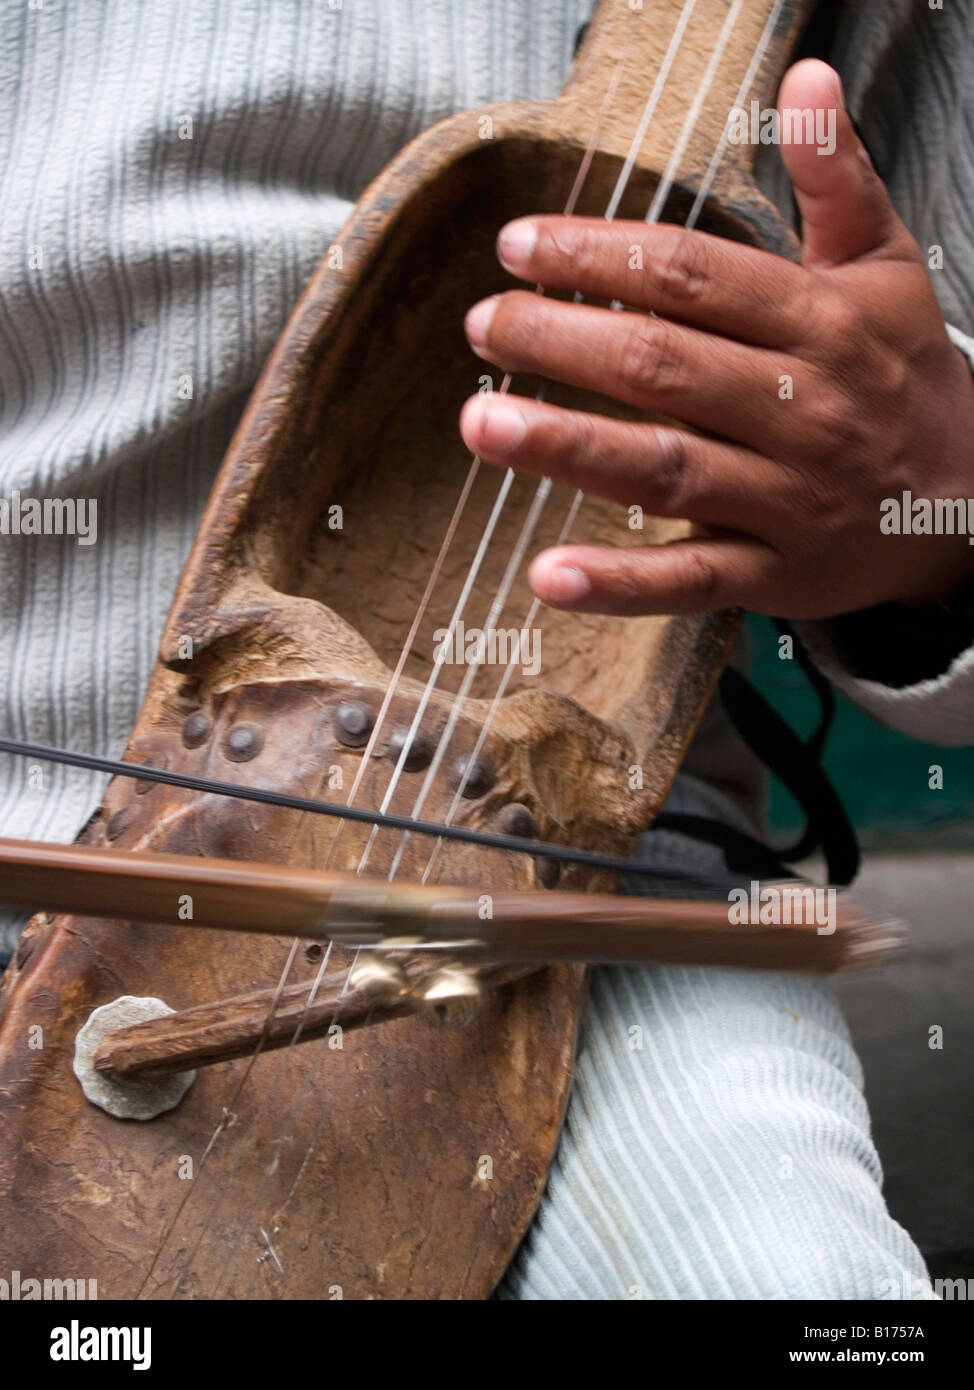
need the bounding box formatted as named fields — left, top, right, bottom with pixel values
left=498, top=777, right=936, bottom=1300
left=0, top=0, right=971, bottom=1297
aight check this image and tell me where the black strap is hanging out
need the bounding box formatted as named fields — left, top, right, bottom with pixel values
left=649, top=812, right=799, bottom=881
left=653, top=622, right=860, bottom=888
left=718, top=664, right=858, bottom=885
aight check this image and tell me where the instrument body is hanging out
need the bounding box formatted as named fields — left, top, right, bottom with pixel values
left=0, top=0, right=807, bottom=1299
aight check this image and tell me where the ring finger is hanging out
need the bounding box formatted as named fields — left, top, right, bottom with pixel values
left=460, top=391, right=791, bottom=541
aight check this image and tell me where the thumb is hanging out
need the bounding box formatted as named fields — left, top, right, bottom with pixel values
left=778, top=59, right=905, bottom=269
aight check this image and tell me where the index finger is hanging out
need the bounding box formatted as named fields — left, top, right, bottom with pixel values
left=496, top=217, right=814, bottom=352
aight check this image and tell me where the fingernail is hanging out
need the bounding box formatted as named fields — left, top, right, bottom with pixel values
left=547, top=565, right=591, bottom=603
left=497, top=218, right=538, bottom=272
left=465, top=295, right=500, bottom=349
left=475, top=397, right=527, bottom=454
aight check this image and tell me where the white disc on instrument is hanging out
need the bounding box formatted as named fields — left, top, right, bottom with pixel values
left=73, top=995, right=196, bottom=1121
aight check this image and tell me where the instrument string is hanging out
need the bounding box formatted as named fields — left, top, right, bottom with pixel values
left=422, top=0, right=784, bottom=883
left=1, top=739, right=772, bottom=878
left=2, top=736, right=738, bottom=877
left=159, top=0, right=789, bottom=1297
left=374, top=471, right=554, bottom=881
left=153, top=24, right=643, bottom=1300
left=225, top=21, right=705, bottom=1283
left=234, top=0, right=772, bottom=1293
left=314, top=18, right=632, bottom=886
left=361, top=0, right=708, bottom=883
left=420, top=496, right=583, bottom=885
left=205, top=0, right=714, bottom=1294
left=206, top=28, right=655, bottom=1295
left=340, top=1, right=656, bottom=883
left=403, top=0, right=747, bottom=890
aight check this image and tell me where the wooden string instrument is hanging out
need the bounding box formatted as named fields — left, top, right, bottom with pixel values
left=0, top=0, right=865, bottom=1300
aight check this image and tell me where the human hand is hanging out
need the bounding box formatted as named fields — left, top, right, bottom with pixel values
left=460, top=60, right=974, bottom=620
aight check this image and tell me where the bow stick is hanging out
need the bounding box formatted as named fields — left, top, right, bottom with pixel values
left=0, top=834, right=904, bottom=1083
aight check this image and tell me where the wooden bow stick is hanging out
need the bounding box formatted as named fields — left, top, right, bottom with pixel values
left=0, top=836, right=904, bottom=1082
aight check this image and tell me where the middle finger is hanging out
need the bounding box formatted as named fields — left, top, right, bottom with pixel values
left=465, top=290, right=814, bottom=459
